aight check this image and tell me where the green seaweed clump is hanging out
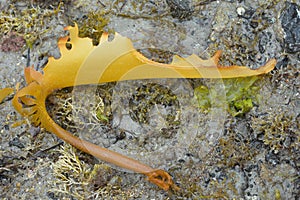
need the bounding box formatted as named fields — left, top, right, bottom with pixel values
left=194, top=85, right=211, bottom=111
left=224, top=76, right=259, bottom=116
left=194, top=76, right=260, bottom=116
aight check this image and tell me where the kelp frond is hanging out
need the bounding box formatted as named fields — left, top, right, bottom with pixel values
left=12, top=24, right=276, bottom=191
left=0, top=87, right=14, bottom=103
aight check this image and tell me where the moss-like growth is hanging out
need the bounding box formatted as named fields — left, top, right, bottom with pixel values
left=129, top=83, right=181, bottom=137
left=77, top=11, right=110, bottom=45
left=208, top=0, right=280, bottom=67
left=251, top=113, right=298, bottom=153
left=50, top=143, right=149, bottom=199
left=175, top=172, right=231, bottom=199
left=50, top=144, right=129, bottom=199
left=92, top=96, right=109, bottom=123
left=0, top=3, right=63, bottom=48
left=46, top=87, right=76, bottom=132
left=46, top=84, right=114, bottom=133
left=218, top=136, right=258, bottom=167
left=51, top=144, right=93, bottom=199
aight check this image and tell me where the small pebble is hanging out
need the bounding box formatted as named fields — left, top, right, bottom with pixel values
left=237, top=6, right=246, bottom=16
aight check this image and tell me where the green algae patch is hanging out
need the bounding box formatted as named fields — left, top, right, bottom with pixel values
left=194, top=76, right=260, bottom=116
left=225, top=76, right=260, bottom=116
left=194, top=85, right=211, bottom=110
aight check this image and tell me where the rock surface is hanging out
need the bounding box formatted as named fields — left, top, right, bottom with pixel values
left=0, top=0, right=299, bottom=199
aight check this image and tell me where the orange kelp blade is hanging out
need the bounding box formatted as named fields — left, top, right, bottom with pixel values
left=40, top=24, right=276, bottom=91
left=0, top=88, right=14, bottom=103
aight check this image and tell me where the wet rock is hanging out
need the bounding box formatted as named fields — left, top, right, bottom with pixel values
left=280, top=2, right=300, bottom=53
left=0, top=33, right=26, bottom=52
left=166, top=0, right=194, bottom=20
left=275, top=55, right=289, bottom=69
left=265, top=151, right=280, bottom=166
left=259, top=31, right=273, bottom=54
left=9, top=137, right=25, bottom=149
left=239, top=8, right=255, bottom=19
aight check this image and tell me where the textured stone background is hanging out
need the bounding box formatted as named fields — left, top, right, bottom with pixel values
left=0, top=0, right=299, bottom=199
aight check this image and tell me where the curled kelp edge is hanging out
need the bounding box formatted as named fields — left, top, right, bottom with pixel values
left=0, top=87, right=14, bottom=103
left=12, top=76, right=178, bottom=191
left=40, top=24, right=276, bottom=91
left=12, top=24, right=276, bottom=191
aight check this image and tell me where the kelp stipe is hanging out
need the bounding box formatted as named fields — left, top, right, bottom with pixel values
left=12, top=67, right=178, bottom=190
left=12, top=24, right=276, bottom=191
